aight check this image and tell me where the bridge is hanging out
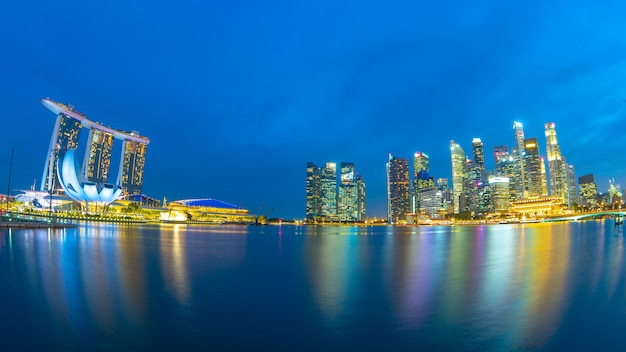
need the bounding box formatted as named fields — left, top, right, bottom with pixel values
left=543, top=211, right=626, bottom=223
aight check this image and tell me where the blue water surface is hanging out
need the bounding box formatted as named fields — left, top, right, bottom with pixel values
left=0, top=221, right=624, bottom=351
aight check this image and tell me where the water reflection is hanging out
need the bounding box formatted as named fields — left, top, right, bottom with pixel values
left=160, top=224, right=190, bottom=304
left=1, top=222, right=626, bottom=350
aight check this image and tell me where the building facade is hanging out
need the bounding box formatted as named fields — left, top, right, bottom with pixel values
left=387, top=154, right=410, bottom=224
left=578, top=174, right=598, bottom=208
left=512, top=121, right=527, bottom=198
left=523, top=138, right=543, bottom=197
left=320, top=162, right=338, bottom=221
left=544, top=122, right=568, bottom=202
left=41, top=98, right=150, bottom=203
left=338, top=162, right=358, bottom=221
left=450, top=140, right=468, bottom=214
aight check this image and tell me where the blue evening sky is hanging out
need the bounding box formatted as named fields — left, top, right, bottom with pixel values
left=1, top=1, right=626, bottom=219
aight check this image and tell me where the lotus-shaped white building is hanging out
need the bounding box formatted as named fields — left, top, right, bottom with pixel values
left=57, top=150, right=123, bottom=204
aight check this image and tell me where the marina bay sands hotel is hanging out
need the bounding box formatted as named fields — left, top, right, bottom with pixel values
left=40, top=98, right=149, bottom=198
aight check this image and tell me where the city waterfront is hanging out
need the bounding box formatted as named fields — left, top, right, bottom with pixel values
left=1, top=221, right=625, bottom=350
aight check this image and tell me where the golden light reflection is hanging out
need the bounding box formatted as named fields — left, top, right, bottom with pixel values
left=516, top=223, right=570, bottom=346
left=160, top=224, right=191, bottom=304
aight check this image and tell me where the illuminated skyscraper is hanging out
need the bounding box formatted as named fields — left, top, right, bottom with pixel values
left=544, top=122, right=568, bottom=202
left=386, top=154, right=410, bottom=224
left=356, top=174, right=366, bottom=221
left=523, top=138, right=543, bottom=197
left=450, top=140, right=468, bottom=213
left=305, top=162, right=322, bottom=221
left=338, top=162, right=358, bottom=221
left=412, top=152, right=433, bottom=212
left=472, top=138, right=485, bottom=169
left=566, top=163, right=577, bottom=207
left=493, top=145, right=508, bottom=171
left=489, top=176, right=510, bottom=212
left=413, top=152, right=430, bottom=175
left=119, top=138, right=148, bottom=195
left=494, top=146, right=517, bottom=200
left=41, top=112, right=82, bottom=191
left=84, top=128, right=114, bottom=183
left=512, top=122, right=526, bottom=198
left=320, top=162, right=338, bottom=221
left=540, top=157, right=548, bottom=196
left=437, top=178, right=451, bottom=211
left=578, top=174, right=598, bottom=208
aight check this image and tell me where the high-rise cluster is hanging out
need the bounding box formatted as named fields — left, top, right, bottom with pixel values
left=448, top=121, right=578, bottom=216
left=306, top=162, right=366, bottom=222
left=386, top=152, right=449, bottom=223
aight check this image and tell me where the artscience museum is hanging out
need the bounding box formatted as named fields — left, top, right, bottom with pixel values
left=57, top=150, right=123, bottom=204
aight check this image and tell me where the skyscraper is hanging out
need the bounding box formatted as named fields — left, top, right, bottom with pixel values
left=387, top=154, right=410, bottom=224
left=512, top=122, right=526, bottom=198
left=356, top=174, right=366, bottom=221
left=566, top=163, right=577, bottom=207
left=320, top=162, right=338, bottom=221
left=472, top=138, right=485, bottom=170
left=84, top=128, right=114, bottom=183
left=338, top=162, right=358, bottom=221
left=523, top=138, right=543, bottom=197
left=450, top=140, right=468, bottom=213
left=578, top=174, right=598, bottom=208
left=489, top=176, right=510, bottom=212
left=494, top=146, right=517, bottom=201
left=412, top=152, right=434, bottom=213
left=493, top=145, right=508, bottom=171
left=540, top=157, right=548, bottom=196
left=544, top=122, right=568, bottom=202
left=305, top=162, right=322, bottom=221
left=119, top=139, right=148, bottom=195
left=41, top=112, right=82, bottom=191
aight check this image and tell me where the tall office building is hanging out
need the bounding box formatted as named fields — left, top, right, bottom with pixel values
left=412, top=152, right=433, bottom=213
left=84, top=128, right=114, bottom=183
left=493, top=145, right=508, bottom=172
left=566, top=163, right=577, bottom=207
left=320, top=162, right=338, bottom=221
left=512, top=122, right=527, bottom=198
left=356, top=175, right=366, bottom=221
left=608, top=178, right=622, bottom=205
left=472, top=138, right=485, bottom=170
left=305, top=162, right=322, bottom=221
left=544, top=122, right=568, bottom=202
left=578, top=174, right=598, bottom=208
left=540, top=157, right=548, bottom=196
left=386, top=154, right=410, bottom=224
left=494, top=146, right=517, bottom=201
left=437, top=178, right=451, bottom=211
left=419, top=187, right=443, bottom=216
left=338, top=162, right=358, bottom=221
left=450, top=140, right=468, bottom=213
left=119, top=139, right=148, bottom=195
left=523, top=138, right=543, bottom=197
left=489, top=176, right=510, bottom=212
left=41, top=112, right=82, bottom=191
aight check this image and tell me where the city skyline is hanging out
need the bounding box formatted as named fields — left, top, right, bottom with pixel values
left=2, top=1, right=626, bottom=219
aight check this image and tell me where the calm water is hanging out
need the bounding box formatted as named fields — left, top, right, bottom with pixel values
left=1, top=221, right=625, bottom=351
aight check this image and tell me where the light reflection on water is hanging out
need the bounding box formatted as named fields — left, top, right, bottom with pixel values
left=1, top=221, right=626, bottom=350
